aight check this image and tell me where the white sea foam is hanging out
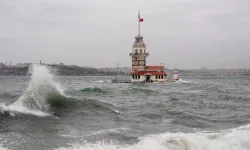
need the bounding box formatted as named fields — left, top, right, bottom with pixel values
left=0, top=146, right=8, bottom=150
left=0, top=103, right=50, bottom=117
left=94, top=80, right=112, bottom=83
left=160, top=119, right=174, bottom=126
left=56, top=124, right=250, bottom=150
left=0, top=136, right=8, bottom=150
left=88, top=128, right=131, bottom=136
left=178, top=79, right=193, bottom=83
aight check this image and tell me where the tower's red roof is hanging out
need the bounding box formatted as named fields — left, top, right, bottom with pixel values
left=130, top=71, right=166, bottom=75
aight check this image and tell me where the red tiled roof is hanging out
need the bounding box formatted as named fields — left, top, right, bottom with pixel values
left=145, top=66, right=164, bottom=70
left=130, top=71, right=166, bottom=75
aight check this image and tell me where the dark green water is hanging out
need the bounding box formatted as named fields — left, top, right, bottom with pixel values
left=0, top=65, right=250, bottom=150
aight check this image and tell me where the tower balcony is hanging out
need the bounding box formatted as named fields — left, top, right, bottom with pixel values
left=129, top=53, right=149, bottom=57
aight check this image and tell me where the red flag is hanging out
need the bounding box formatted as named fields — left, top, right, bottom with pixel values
left=139, top=18, right=144, bottom=22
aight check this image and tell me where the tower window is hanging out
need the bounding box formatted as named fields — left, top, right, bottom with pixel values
left=140, top=49, right=142, bottom=53
left=135, top=49, right=138, bottom=54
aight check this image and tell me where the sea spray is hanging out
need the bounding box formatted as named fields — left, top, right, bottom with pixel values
left=7, top=64, right=65, bottom=116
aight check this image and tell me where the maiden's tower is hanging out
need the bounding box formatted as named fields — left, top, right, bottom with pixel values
left=129, top=11, right=168, bottom=83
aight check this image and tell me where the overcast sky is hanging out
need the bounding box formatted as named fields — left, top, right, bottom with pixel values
left=0, top=0, right=249, bottom=69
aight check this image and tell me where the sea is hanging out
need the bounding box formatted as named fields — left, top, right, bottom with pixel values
left=0, top=65, right=250, bottom=150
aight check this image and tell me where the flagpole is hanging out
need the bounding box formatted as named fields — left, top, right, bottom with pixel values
left=138, top=10, right=140, bottom=36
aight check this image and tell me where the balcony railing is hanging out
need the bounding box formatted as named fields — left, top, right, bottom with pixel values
left=129, top=53, right=149, bottom=57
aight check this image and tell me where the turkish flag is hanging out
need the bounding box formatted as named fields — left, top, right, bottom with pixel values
left=139, top=18, right=144, bottom=22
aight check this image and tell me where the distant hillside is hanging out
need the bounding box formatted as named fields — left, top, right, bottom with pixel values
left=0, top=63, right=250, bottom=76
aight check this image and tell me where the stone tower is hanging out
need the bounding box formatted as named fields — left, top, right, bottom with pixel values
left=129, top=11, right=149, bottom=71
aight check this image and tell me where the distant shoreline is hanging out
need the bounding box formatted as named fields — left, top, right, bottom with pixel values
left=1, top=75, right=250, bottom=77
left=1, top=63, right=250, bottom=76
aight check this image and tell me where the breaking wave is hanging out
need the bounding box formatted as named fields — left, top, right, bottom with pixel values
left=0, top=64, right=66, bottom=117
left=57, top=124, right=250, bottom=150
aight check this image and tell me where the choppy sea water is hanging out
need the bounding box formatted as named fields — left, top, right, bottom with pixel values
left=0, top=65, right=250, bottom=150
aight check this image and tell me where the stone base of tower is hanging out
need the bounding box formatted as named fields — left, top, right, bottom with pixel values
left=130, top=66, right=168, bottom=83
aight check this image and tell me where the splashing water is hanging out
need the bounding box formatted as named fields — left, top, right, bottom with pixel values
left=1, top=64, right=65, bottom=117
left=57, top=124, right=250, bottom=150
left=0, top=146, right=8, bottom=150
left=178, top=79, right=187, bottom=83
left=177, top=79, right=193, bottom=83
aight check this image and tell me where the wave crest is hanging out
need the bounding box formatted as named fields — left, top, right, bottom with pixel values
left=56, top=124, right=250, bottom=150
left=0, top=64, right=65, bottom=117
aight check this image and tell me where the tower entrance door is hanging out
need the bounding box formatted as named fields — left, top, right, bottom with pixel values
left=146, top=75, right=150, bottom=82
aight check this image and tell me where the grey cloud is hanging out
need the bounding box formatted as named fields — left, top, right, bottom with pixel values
left=0, top=0, right=249, bottom=69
